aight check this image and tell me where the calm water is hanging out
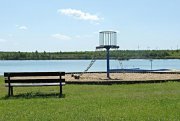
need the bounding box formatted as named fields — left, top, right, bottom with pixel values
left=0, top=59, right=180, bottom=75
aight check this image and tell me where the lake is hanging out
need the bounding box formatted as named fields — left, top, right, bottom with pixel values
left=0, top=59, right=180, bottom=75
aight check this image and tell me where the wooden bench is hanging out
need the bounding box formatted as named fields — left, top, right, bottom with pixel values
left=4, top=72, right=65, bottom=97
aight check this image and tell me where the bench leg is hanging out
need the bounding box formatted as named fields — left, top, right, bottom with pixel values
left=10, top=87, right=13, bottom=96
left=8, top=86, right=11, bottom=97
left=59, top=84, right=62, bottom=97
left=8, top=86, right=13, bottom=97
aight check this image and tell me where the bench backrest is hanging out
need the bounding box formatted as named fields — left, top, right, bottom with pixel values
left=4, top=72, right=65, bottom=83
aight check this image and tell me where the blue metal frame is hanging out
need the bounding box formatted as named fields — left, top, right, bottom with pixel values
left=96, top=45, right=119, bottom=79
left=106, top=47, right=110, bottom=78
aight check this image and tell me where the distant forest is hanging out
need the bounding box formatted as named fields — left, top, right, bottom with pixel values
left=0, top=50, right=180, bottom=60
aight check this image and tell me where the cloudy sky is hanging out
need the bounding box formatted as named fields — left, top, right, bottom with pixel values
left=0, top=0, right=180, bottom=52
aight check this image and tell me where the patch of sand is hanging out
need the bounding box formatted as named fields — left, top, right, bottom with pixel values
left=65, top=73, right=180, bottom=82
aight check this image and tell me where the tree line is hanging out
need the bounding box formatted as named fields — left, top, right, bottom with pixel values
left=0, top=50, right=180, bottom=60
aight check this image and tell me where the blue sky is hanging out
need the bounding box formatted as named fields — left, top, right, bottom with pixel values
left=0, top=0, right=180, bottom=52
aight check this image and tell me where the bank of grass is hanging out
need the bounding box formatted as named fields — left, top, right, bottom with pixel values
left=0, top=76, right=180, bottom=121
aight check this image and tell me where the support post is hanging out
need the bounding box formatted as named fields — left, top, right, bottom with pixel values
left=10, top=87, right=13, bottom=96
left=8, top=74, right=11, bottom=97
left=8, top=86, right=11, bottom=97
left=59, top=84, right=62, bottom=97
left=106, top=47, right=110, bottom=79
left=150, top=59, right=153, bottom=70
left=96, top=46, right=119, bottom=79
left=59, top=75, right=62, bottom=97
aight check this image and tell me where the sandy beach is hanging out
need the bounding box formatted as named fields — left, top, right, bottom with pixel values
left=65, top=72, right=180, bottom=82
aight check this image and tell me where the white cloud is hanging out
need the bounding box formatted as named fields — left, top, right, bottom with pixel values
left=19, top=26, right=28, bottom=30
left=57, top=8, right=102, bottom=22
left=15, top=25, right=28, bottom=30
left=0, top=38, right=7, bottom=43
left=52, top=34, right=72, bottom=40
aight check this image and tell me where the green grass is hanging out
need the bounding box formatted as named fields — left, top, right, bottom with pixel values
left=0, top=77, right=180, bottom=121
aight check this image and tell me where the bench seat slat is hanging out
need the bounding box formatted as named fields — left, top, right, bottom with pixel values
left=5, top=79, right=65, bottom=83
left=4, top=72, right=65, bottom=77
left=5, top=82, right=66, bottom=87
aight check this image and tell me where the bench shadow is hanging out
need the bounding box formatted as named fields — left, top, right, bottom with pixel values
left=1, top=92, right=65, bottom=100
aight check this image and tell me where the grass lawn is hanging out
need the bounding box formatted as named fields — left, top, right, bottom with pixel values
left=0, top=76, right=180, bottom=121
